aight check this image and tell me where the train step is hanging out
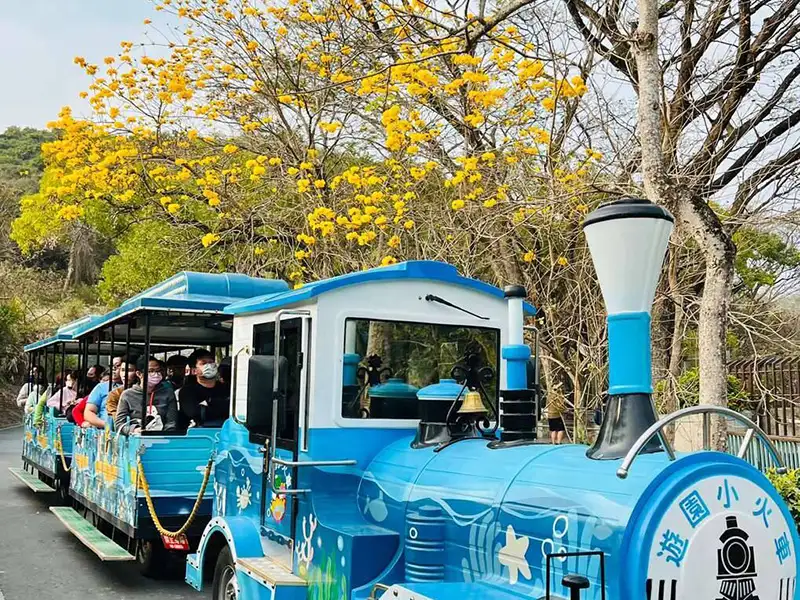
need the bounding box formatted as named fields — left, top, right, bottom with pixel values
left=237, top=556, right=307, bottom=600
left=49, top=507, right=135, bottom=561
left=8, top=467, right=55, bottom=492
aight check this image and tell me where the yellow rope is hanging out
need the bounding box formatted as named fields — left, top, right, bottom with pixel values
left=137, top=455, right=214, bottom=538
left=55, top=428, right=71, bottom=473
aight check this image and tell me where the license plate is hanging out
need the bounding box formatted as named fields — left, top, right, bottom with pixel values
left=161, top=533, right=190, bottom=551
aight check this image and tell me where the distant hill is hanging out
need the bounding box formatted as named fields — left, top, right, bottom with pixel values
left=0, top=127, right=55, bottom=195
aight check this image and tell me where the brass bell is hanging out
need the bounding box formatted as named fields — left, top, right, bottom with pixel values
left=458, top=389, right=486, bottom=415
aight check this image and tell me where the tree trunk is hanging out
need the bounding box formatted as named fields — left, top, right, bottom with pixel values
left=63, top=238, right=76, bottom=293
left=698, top=237, right=734, bottom=450
left=632, top=0, right=734, bottom=451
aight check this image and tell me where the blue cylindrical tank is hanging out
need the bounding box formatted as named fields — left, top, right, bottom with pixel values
left=369, top=379, right=419, bottom=419
left=358, top=440, right=799, bottom=599
left=405, top=506, right=446, bottom=582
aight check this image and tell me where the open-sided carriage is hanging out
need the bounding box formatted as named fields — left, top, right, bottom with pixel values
left=15, top=272, right=286, bottom=574
left=14, top=315, right=99, bottom=499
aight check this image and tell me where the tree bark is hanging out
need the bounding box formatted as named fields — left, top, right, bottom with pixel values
left=632, top=0, right=734, bottom=450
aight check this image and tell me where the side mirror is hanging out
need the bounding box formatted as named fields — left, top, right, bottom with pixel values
left=246, top=355, right=288, bottom=441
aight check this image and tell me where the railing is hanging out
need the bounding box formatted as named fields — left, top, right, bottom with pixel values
left=617, top=405, right=787, bottom=479
left=728, top=431, right=800, bottom=472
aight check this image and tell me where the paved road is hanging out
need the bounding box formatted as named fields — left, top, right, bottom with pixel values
left=0, top=426, right=211, bottom=600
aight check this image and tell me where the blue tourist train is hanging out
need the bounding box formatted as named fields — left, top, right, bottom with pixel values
left=11, top=198, right=800, bottom=599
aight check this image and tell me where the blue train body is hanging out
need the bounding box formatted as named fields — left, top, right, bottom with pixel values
left=13, top=201, right=800, bottom=599
left=184, top=258, right=800, bottom=600
left=21, top=411, right=72, bottom=481
left=69, top=425, right=217, bottom=533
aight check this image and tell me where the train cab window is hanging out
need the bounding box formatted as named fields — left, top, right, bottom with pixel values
left=252, top=319, right=303, bottom=446
left=341, top=318, right=499, bottom=420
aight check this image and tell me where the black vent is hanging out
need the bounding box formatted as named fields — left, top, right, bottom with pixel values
left=499, top=388, right=537, bottom=442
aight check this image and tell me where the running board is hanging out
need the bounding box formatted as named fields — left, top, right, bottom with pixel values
left=49, top=507, right=135, bottom=561
left=8, top=467, right=54, bottom=492
left=237, top=556, right=306, bottom=599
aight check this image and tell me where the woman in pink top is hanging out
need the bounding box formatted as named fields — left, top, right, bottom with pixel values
left=46, top=371, right=77, bottom=412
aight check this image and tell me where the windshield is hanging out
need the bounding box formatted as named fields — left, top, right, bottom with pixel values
left=341, top=318, right=500, bottom=420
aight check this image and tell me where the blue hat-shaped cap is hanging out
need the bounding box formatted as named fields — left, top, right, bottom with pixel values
left=417, top=379, right=464, bottom=402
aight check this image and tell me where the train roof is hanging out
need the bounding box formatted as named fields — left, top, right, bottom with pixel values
left=224, top=260, right=537, bottom=316
left=24, top=314, right=104, bottom=351
left=25, top=272, right=288, bottom=350
left=71, top=271, right=288, bottom=338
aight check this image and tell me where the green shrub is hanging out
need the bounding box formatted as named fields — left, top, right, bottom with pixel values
left=767, top=468, right=800, bottom=525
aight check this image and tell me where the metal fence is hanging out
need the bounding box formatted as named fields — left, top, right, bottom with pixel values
left=729, top=357, right=800, bottom=438
left=728, top=431, right=800, bottom=472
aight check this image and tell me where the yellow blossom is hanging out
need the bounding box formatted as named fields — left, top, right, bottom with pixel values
left=451, top=199, right=465, bottom=210
left=557, top=256, right=569, bottom=267
left=201, top=233, right=220, bottom=247
left=388, top=235, right=401, bottom=248
left=523, top=251, right=535, bottom=263
left=380, top=256, right=398, bottom=266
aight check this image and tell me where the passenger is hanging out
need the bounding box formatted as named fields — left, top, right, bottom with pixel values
left=83, top=357, right=124, bottom=429
left=105, top=359, right=136, bottom=423
left=178, top=349, right=230, bottom=428
left=115, top=356, right=178, bottom=435
left=16, top=364, right=42, bottom=407
left=23, top=373, right=49, bottom=414
left=183, top=348, right=205, bottom=389
left=45, top=370, right=78, bottom=412
left=86, top=364, right=105, bottom=385
left=166, top=354, right=189, bottom=390
left=72, top=396, right=89, bottom=428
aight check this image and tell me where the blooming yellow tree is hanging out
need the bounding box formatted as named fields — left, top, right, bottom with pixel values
left=15, top=0, right=610, bottom=433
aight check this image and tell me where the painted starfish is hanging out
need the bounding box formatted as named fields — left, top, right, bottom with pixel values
left=498, top=525, right=531, bottom=585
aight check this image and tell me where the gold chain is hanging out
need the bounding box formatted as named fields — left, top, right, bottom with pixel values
left=55, top=428, right=71, bottom=472
left=136, top=455, right=214, bottom=538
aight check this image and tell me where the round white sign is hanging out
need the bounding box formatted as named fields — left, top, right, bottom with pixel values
left=646, top=475, right=796, bottom=599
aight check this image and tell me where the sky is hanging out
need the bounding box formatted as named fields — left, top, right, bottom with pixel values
left=0, top=1, right=159, bottom=131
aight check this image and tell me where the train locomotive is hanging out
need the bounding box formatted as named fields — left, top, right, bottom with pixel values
left=183, top=198, right=799, bottom=600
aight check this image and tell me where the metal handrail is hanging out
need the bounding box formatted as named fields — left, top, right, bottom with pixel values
left=273, top=457, right=357, bottom=468
left=617, top=404, right=788, bottom=479
left=230, top=345, right=251, bottom=426
left=268, top=309, right=311, bottom=496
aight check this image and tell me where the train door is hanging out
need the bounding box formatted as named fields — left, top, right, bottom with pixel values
left=252, top=317, right=306, bottom=547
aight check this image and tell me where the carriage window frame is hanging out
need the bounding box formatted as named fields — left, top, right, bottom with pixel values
left=340, top=316, right=501, bottom=421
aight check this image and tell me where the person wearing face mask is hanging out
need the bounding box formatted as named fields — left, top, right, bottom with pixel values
left=84, top=356, right=124, bottom=430
left=115, top=356, right=178, bottom=435
left=45, top=370, right=78, bottom=412
left=166, top=354, right=189, bottom=390
left=178, top=349, right=230, bottom=429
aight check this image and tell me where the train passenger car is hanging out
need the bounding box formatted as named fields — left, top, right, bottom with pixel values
left=13, top=315, right=99, bottom=500
left=48, top=271, right=288, bottom=574
left=186, top=200, right=799, bottom=600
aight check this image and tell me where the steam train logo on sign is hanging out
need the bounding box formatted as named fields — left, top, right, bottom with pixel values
left=646, top=475, right=797, bottom=600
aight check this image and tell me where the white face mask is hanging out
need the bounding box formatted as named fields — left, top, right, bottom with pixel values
left=148, top=372, right=163, bottom=387
left=200, top=363, right=218, bottom=379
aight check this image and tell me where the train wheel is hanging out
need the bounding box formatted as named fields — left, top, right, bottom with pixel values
left=136, top=540, right=165, bottom=578
left=211, top=546, right=237, bottom=600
